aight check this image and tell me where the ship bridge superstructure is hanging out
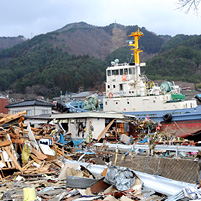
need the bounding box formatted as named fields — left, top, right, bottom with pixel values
left=103, top=29, right=197, bottom=113
left=105, top=29, right=161, bottom=99
left=105, top=61, right=156, bottom=98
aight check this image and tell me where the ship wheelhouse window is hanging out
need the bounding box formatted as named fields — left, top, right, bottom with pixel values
left=120, top=84, right=123, bottom=91
left=107, top=70, right=111, bottom=76
left=127, top=102, right=130, bottom=104
left=112, top=70, right=119, bottom=75
left=129, top=68, right=135, bottom=74
left=124, top=68, right=128, bottom=75
left=108, top=85, right=110, bottom=89
left=113, top=85, right=116, bottom=88
left=120, top=69, right=123, bottom=75
left=105, top=102, right=107, bottom=105
left=116, top=102, right=118, bottom=104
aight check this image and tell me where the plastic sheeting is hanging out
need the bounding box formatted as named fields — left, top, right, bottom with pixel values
left=72, top=139, right=84, bottom=147
left=104, top=165, right=136, bottom=191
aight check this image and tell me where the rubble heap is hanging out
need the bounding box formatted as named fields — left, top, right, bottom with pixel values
left=0, top=111, right=200, bottom=200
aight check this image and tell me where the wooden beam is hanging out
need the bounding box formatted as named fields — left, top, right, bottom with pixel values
left=9, top=125, right=22, bottom=137
left=0, top=140, right=11, bottom=148
left=0, top=111, right=26, bottom=126
left=22, top=160, right=34, bottom=170
left=97, top=119, right=115, bottom=142
left=32, top=147, right=47, bottom=160
left=11, top=138, right=24, bottom=144
left=3, top=147, right=22, bottom=172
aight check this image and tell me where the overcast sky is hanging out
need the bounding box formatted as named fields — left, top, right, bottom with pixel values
left=1, top=0, right=201, bottom=38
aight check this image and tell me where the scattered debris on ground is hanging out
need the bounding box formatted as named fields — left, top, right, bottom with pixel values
left=0, top=111, right=201, bottom=200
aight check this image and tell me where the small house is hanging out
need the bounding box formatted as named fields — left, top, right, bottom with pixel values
left=51, top=112, right=135, bottom=140
left=5, top=99, right=54, bottom=117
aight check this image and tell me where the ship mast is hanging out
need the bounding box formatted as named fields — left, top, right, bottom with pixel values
left=128, top=29, right=145, bottom=96
left=129, top=29, right=144, bottom=96
left=129, top=28, right=143, bottom=64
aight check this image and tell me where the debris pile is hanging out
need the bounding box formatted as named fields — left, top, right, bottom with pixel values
left=0, top=111, right=200, bottom=200
left=0, top=112, right=63, bottom=179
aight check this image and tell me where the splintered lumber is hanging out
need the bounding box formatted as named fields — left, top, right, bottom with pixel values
left=9, top=125, right=22, bottom=138
left=46, top=155, right=57, bottom=161
left=0, top=113, right=6, bottom=118
left=97, top=119, right=115, bottom=142
left=3, top=146, right=22, bottom=172
left=22, top=160, right=34, bottom=171
left=53, top=161, right=63, bottom=168
left=30, top=154, right=43, bottom=164
left=18, top=116, right=24, bottom=124
left=0, top=132, right=7, bottom=137
left=11, top=138, right=24, bottom=144
left=0, top=111, right=26, bottom=126
left=31, top=147, right=48, bottom=160
left=22, top=164, right=51, bottom=174
left=56, top=149, right=65, bottom=156
left=0, top=140, right=11, bottom=148
left=1, top=112, right=10, bottom=119
left=8, top=132, right=17, bottom=139
left=55, top=148, right=73, bottom=160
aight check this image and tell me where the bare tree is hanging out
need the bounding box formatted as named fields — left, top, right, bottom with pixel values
left=178, top=0, right=201, bottom=13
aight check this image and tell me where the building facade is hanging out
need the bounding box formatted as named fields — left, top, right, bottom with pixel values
left=5, top=99, right=54, bottom=116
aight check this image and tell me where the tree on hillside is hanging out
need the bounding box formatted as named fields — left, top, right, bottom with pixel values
left=178, top=0, right=201, bottom=12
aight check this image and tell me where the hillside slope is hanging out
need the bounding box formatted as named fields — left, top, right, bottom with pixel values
left=0, top=36, right=25, bottom=51
left=2, top=22, right=201, bottom=98
left=0, top=22, right=166, bottom=97
left=145, top=35, right=201, bottom=83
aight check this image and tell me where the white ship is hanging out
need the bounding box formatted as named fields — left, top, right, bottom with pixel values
left=103, top=29, right=201, bottom=137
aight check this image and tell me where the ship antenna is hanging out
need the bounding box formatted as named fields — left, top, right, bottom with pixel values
left=129, top=28, right=143, bottom=64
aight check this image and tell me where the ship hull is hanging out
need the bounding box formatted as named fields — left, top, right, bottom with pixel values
left=124, top=105, right=201, bottom=137
left=161, top=120, right=201, bottom=138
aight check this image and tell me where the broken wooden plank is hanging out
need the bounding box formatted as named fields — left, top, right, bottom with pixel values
left=3, top=146, right=22, bottom=172
left=56, top=149, right=65, bottom=156
left=97, top=119, right=115, bottom=142
left=31, top=147, right=48, bottom=160
left=22, top=160, right=34, bottom=171
left=9, top=125, right=22, bottom=138
left=53, top=161, right=63, bottom=168
left=8, top=132, right=17, bottom=139
left=0, top=140, right=11, bottom=148
left=1, top=112, right=11, bottom=119
left=0, top=111, right=26, bottom=126
left=30, top=154, right=43, bottom=164
left=11, top=138, right=24, bottom=144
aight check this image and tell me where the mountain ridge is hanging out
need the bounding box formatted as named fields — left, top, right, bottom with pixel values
left=0, top=22, right=200, bottom=98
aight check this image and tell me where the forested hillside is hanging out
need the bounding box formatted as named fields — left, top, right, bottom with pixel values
left=0, top=34, right=105, bottom=96
left=145, top=35, right=201, bottom=84
left=0, top=36, right=25, bottom=51
left=0, top=22, right=166, bottom=97
left=0, top=22, right=201, bottom=98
